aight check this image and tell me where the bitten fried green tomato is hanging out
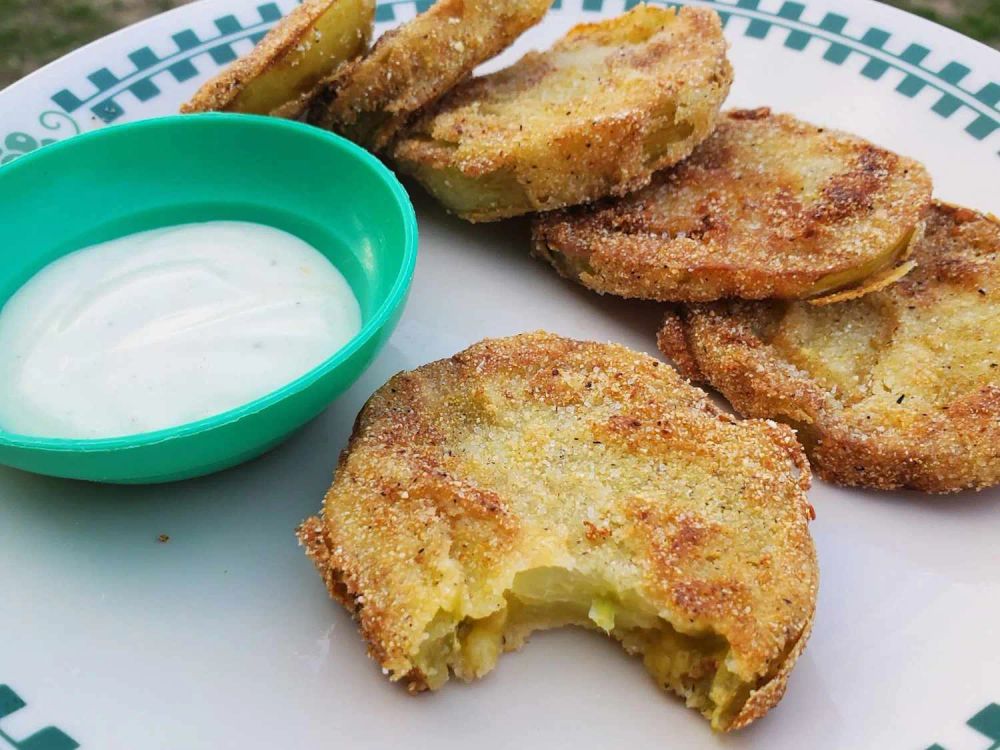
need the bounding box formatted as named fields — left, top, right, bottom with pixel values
left=298, top=333, right=817, bottom=731
left=533, top=108, right=933, bottom=302
left=181, top=0, right=374, bottom=117
left=659, top=202, right=1000, bottom=493
left=393, top=5, right=733, bottom=221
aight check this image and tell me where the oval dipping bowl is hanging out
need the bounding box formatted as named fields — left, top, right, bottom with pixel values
left=0, top=114, right=417, bottom=483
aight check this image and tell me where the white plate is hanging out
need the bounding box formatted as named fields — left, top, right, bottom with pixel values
left=0, top=2, right=998, bottom=749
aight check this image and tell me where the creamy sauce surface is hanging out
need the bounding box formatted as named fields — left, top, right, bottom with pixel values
left=0, top=221, right=362, bottom=439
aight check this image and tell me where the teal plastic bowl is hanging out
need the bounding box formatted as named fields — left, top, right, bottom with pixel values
left=0, top=114, right=417, bottom=483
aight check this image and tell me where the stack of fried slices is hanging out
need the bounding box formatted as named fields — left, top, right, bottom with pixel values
left=186, top=0, right=998, bottom=733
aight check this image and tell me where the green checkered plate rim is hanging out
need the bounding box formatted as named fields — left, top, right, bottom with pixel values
left=0, top=0, right=997, bottom=166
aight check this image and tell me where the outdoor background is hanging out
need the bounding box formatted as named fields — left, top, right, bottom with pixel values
left=0, top=0, right=998, bottom=88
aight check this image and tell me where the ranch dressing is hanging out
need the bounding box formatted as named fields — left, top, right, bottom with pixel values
left=0, top=221, right=362, bottom=439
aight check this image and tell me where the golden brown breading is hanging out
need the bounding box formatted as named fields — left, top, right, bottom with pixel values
left=658, top=202, right=1000, bottom=493
left=298, top=332, right=817, bottom=731
left=393, top=6, right=732, bottom=222
left=306, top=0, right=551, bottom=151
left=533, top=107, right=932, bottom=301
left=181, top=0, right=374, bottom=117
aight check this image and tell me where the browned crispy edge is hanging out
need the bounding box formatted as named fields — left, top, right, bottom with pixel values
left=181, top=0, right=370, bottom=116
left=729, top=609, right=813, bottom=730
left=807, top=259, right=917, bottom=306
left=297, top=514, right=434, bottom=691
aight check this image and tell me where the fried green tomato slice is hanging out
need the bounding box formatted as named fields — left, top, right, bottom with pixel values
left=306, top=0, right=552, bottom=151
left=534, top=108, right=932, bottom=301
left=392, top=5, right=733, bottom=222
left=181, top=0, right=374, bottom=118
left=658, top=202, right=1000, bottom=493
left=298, top=332, right=817, bottom=731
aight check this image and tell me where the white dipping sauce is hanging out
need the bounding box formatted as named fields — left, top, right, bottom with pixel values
left=0, top=221, right=362, bottom=439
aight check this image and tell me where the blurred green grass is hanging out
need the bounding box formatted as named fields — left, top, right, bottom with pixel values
left=0, top=0, right=996, bottom=89
left=886, top=0, right=1000, bottom=49
left=0, top=0, right=190, bottom=88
